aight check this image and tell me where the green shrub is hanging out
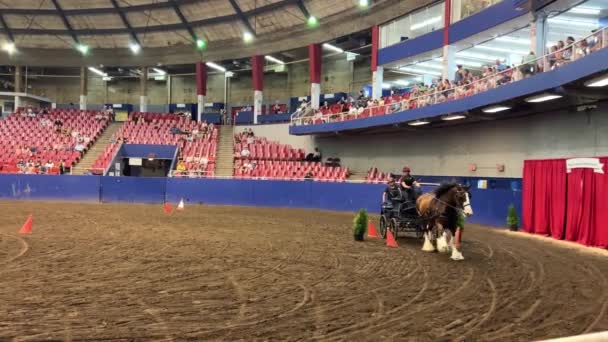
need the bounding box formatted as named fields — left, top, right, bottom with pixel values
left=507, top=204, right=519, bottom=229
left=353, top=209, right=368, bottom=240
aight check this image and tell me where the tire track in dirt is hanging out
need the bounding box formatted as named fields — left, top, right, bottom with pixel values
left=0, top=233, right=29, bottom=264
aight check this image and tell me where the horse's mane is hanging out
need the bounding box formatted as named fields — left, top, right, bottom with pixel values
left=433, top=182, right=459, bottom=198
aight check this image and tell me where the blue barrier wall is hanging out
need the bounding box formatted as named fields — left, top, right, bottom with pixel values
left=0, top=175, right=100, bottom=202
left=0, top=175, right=521, bottom=228
left=100, top=176, right=166, bottom=203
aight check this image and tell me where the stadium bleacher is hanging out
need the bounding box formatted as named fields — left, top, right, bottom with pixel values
left=0, top=108, right=110, bottom=174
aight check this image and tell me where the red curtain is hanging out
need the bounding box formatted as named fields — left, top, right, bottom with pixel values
left=523, top=157, right=608, bottom=248
left=593, top=157, right=608, bottom=248
left=522, top=159, right=567, bottom=238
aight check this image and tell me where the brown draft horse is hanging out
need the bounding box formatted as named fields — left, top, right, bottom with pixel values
left=416, top=183, right=473, bottom=260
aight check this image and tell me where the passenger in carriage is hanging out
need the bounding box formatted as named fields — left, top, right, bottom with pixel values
left=399, top=166, right=421, bottom=203
left=382, top=178, right=404, bottom=207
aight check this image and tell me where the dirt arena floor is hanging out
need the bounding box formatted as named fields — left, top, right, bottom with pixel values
left=1, top=201, right=608, bottom=341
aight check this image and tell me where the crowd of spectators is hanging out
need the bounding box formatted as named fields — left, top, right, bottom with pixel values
left=293, top=28, right=605, bottom=126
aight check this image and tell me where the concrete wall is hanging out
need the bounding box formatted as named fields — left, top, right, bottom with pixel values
left=235, top=123, right=316, bottom=153
left=24, top=54, right=372, bottom=108
left=314, top=105, right=608, bottom=178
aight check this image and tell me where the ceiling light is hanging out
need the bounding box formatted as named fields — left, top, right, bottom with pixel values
left=307, top=16, right=318, bottom=27
left=482, top=105, right=511, bottom=113
left=568, top=7, right=601, bottom=15
left=243, top=32, right=254, bottom=43
left=129, top=43, right=141, bottom=54
left=410, top=16, right=442, bottom=31
left=585, top=74, right=608, bottom=87
left=495, top=36, right=529, bottom=45
left=473, top=45, right=528, bottom=55
left=3, top=42, right=15, bottom=54
left=408, top=120, right=430, bottom=126
left=196, top=39, right=206, bottom=50
left=322, top=43, right=343, bottom=53
left=76, top=44, right=89, bottom=55
left=399, top=66, right=442, bottom=76
left=359, top=0, right=369, bottom=7
left=265, top=55, right=285, bottom=64
left=152, top=68, right=166, bottom=75
left=547, top=17, right=599, bottom=28
left=525, top=93, right=563, bottom=103
left=88, top=67, right=107, bottom=77
left=441, top=114, right=467, bottom=121
left=206, top=62, right=226, bottom=72
left=456, top=51, right=501, bottom=61
left=394, top=80, right=410, bottom=86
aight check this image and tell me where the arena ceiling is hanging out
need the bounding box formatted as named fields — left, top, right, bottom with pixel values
left=0, top=0, right=431, bottom=67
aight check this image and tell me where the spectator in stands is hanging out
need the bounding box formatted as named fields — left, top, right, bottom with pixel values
left=455, top=64, right=464, bottom=83
left=312, top=148, right=322, bottom=162
left=246, top=133, right=254, bottom=145
left=357, top=90, right=365, bottom=100
left=58, top=159, right=66, bottom=175
left=520, top=51, right=537, bottom=78
left=563, top=36, right=575, bottom=60
left=321, top=101, right=330, bottom=113
left=575, top=39, right=590, bottom=58
left=240, top=147, right=251, bottom=158
left=304, top=171, right=314, bottom=180
left=45, top=160, right=55, bottom=170
left=272, top=101, right=282, bottom=114
left=589, top=29, right=602, bottom=52
left=75, top=142, right=85, bottom=153
left=495, top=59, right=507, bottom=72
left=176, top=160, right=186, bottom=172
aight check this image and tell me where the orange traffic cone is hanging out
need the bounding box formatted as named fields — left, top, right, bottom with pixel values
left=19, top=215, right=33, bottom=234
left=386, top=229, right=398, bottom=248
left=368, top=221, right=379, bottom=238
left=177, top=199, right=185, bottom=211
left=164, top=202, right=173, bottom=215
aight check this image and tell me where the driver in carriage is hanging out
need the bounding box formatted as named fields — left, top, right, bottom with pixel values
left=399, top=166, right=421, bottom=205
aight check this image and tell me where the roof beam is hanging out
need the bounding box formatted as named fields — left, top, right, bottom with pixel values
left=296, top=0, right=311, bottom=19
left=109, top=0, right=141, bottom=46
left=0, top=14, right=14, bottom=42
left=2, top=0, right=202, bottom=16
left=0, top=0, right=300, bottom=36
left=227, top=0, right=256, bottom=36
left=50, top=0, right=79, bottom=43
left=168, top=0, right=197, bottom=42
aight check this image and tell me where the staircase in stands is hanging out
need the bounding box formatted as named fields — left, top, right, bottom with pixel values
left=215, top=125, right=235, bottom=177
left=72, top=122, right=122, bottom=175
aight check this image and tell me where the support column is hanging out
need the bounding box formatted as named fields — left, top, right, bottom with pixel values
left=14, top=65, right=22, bottom=110
left=441, top=0, right=456, bottom=81
left=308, top=44, right=322, bottom=109
left=195, top=62, right=207, bottom=122
left=529, top=12, right=547, bottom=70
left=371, top=25, right=383, bottom=100
left=251, top=55, right=264, bottom=125
left=80, top=67, right=88, bottom=110
left=140, top=67, right=148, bottom=112
left=442, top=45, right=457, bottom=81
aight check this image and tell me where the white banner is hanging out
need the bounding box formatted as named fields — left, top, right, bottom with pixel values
left=566, top=158, right=604, bottom=174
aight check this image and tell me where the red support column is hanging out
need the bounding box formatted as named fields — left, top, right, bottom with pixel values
left=371, top=25, right=383, bottom=99
left=308, top=44, right=322, bottom=109
left=195, top=62, right=207, bottom=122
left=443, top=0, right=451, bottom=45
left=251, top=55, right=264, bottom=124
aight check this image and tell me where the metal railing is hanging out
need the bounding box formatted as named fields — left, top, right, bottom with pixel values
left=291, top=25, right=607, bottom=127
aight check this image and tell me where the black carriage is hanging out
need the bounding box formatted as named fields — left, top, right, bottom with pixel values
left=379, top=199, right=425, bottom=240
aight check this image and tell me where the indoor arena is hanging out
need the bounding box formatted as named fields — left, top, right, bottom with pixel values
left=0, top=0, right=607, bottom=341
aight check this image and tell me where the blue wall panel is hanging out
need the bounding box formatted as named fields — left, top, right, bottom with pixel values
left=120, top=144, right=177, bottom=159
left=0, top=175, right=100, bottom=202
left=0, top=175, right=522, bottom=229
left=100, top=177, right=166, bottom=203
left=377, top=30, right=443, bottom=66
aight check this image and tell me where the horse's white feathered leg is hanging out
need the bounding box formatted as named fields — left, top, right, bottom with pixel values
left=422, top=232, right=435, bottom=252
left=437, top=231, right=450, bottom=253
left=450, top=247, right=464, bottom=261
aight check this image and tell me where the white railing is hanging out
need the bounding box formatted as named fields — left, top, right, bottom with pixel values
left=291, top=25, right=608, bottom=127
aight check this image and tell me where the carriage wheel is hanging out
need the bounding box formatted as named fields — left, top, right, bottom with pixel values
left=379, top=215, right=388, bottom=239
left=390, top=218, right=399, bottom=240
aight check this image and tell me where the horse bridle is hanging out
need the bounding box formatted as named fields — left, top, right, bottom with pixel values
left=431, top=190, right=470, bottom=216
